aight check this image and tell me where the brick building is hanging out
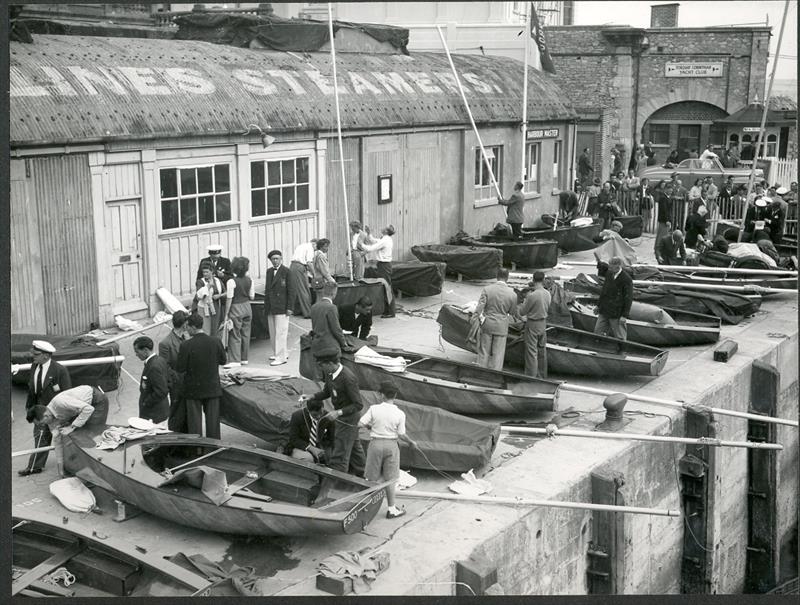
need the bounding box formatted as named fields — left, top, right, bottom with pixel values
left=545, top=4, right=773, bottom=179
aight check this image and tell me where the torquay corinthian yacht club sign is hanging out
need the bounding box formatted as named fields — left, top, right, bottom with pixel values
left=664, top=62, right=723, bottom=77
left=9, top=64, right=505, bottom=98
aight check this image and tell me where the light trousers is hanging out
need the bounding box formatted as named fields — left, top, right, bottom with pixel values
left=267, top=313, right=289, bottom=361
left=477, top=331, right=507, bottom=371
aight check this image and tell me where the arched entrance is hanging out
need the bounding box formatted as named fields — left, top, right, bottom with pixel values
left=641, top=101, right=729, bottom=165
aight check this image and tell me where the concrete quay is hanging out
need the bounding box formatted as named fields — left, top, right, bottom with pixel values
left=10, top=236, right=798, bottom=595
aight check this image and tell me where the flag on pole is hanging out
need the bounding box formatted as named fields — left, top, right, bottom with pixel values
left=530, top=2, right=556, bottom=74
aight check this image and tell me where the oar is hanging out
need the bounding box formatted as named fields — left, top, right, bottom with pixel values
left=12, top=356, right=125, bottom=374
left=397, top=490, right=679, bottom=517
left=500, top=426, right=782, bottom=450
left=12, top=445, right=56, bottom=458
left=97, top=319, right=172, bottom=345
left=559, top=382, right=799, bottom=428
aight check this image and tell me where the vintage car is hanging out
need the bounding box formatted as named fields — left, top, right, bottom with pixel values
left=638, top=158, right=764, bottom=188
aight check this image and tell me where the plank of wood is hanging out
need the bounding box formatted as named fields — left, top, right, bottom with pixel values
left=236, top=488, right=273, bottom=503
left=12, top=542, right=85, bottom=596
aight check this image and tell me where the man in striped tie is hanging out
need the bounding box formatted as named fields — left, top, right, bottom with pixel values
left=286, top=398, right=333, bottom=463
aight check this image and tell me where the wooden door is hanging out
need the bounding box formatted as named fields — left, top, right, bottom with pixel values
left=362, top=136, right=404, bottom=255
left=105, top=198, right=145, bottom=312
left=401, top=133, right=441, bottom=260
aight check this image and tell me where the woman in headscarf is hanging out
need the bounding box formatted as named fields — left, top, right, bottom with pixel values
left=360, top=224, right=396, bottom=318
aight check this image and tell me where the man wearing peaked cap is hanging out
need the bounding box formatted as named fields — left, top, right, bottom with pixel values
left=196, top=244, right=232, bottom=284
left=20, top=340, right=72, bottom=476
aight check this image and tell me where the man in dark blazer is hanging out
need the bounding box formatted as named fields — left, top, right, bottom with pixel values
left=20, top=340, right=72, bottom=476
left=195, top=244, right=232, bottom=284
left=594, top=256, right=634, bottom=341
left=309, top=281, right=349, bottom=359
left=264, top=249, right=296, bottom=366
left=158, top=310, right=189, bottom=432
left=286, top=398, right=334, bottom=464
left=338, top=296, right=373, bottom=341
left=176, top=313, right=227, bottom=439
left=656, top=229, right=687, bottom=266
left=300, top=353, right=365, bottom=476
left=133, top=336, right=170, bottom=424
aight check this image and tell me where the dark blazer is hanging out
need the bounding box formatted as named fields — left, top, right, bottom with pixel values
left=264, top=264, right=296, bottom=315
left=176, top=332, right=227, bottom=400
left=657, top=234, right=687, bottom=263
left=338, top=303, right=372, bottom=340
left=196, top=255, right=232, bottom=282
left=309, top=298, right=347, bottom=358
left=309, top=366, right=363, bottom=420
left=286, top=408, right=334, bottom=455
left=158, top=330, right=185, bottom=397
left=139, top=355, right=170, bottom=423
left=684, top=213, right=708, bottom=248
left=26, top=361, right=72, bottom=420
left=598, top=270, right=634, bottom=320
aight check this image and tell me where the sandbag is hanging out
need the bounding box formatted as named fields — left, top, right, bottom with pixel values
left=49, top=477, right=96, bottom=513
left=628, top=302, right=676, bottom=325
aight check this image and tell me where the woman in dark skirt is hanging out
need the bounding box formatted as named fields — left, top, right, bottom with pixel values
left=361, top=224, right=396, bottom=318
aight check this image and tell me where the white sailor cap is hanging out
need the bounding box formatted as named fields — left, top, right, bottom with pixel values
left=207, top=244, right=223, bottom=253
left=755, top=197, right=769, bottom=207
left=776, top=186, right=789, bottom=195
left=31, top=340, right=55, bottom=354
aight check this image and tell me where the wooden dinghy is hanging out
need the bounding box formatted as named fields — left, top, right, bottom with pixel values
left=435, top=305, right=667, bottom=376
left=62, top=430, right=385, bottom=537
left=12, top=512, right=212, bottom=597
left=334, top=346, right=560, bottom=415
left=459, top=236, right=559, bottom=269
left=410, top=243, right=502, bottom=280
left=520, top=218, right=603, bottom=252
left=569, top=300, right=721, bottom=347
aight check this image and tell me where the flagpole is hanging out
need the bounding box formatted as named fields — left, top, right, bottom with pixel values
left=738, top=0, right=790, bottom=243
left=328, top=3, right=354, bottom=280
left=520, top=3, right=530, bottom=186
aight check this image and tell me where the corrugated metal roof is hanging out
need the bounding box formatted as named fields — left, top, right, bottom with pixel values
left=10, top=34, right=577, bottom=146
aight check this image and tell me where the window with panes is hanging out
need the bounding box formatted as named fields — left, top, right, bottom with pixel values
left=474, top=146, right=502, bottom=202
left=160, top=164, right=232, bottom=230
left=552, top=140, right=562, bottom=190
left=250, top=157, right=310, bottom=217
left=524, top=142, right=540, bottom=193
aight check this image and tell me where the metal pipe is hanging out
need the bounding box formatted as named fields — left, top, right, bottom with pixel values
left=559, top=261, right=797, bottom=276
left=520, top=3, right=529, bottom=185
left=436, top=26, right=502, bottom=199
left=12, top=445, right=56, bottom=458
left=628, top=279, right=796, bottom=295
left=560, top=382, right=799, bottom=428
left=397, top=490, right=680, bottom=517
left=739, top=0, right=791, bottom=242
left=500, top=426, right=783, bottom=450
left=328, top=3, right=354, bottom=281
left=12, top=355, right=125, bottom=373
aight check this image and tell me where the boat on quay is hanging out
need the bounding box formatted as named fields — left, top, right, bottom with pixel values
left=520, top=218, right=603, bottom=252
left=458, top=235, right=559, bottom=269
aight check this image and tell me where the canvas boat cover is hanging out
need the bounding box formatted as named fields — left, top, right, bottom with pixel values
left=411, top=243, right=502, bottom=280
left=222, top=376, right=499, bottom=471
left=366, top=260, right=446, bottom=297
left=11, top=333, right=121, bottom=391
left=569, top=272, right=760, bottom=324
left=593, top=238, right=637, bottom=266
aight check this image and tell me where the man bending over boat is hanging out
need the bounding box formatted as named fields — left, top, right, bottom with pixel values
left=286, top=398, right=334, bottom=464
left=29, top=384, right=109, bottom=476
left=359, top=380, right=418, bottom=519
left=300, top=352, right=366, bottom=477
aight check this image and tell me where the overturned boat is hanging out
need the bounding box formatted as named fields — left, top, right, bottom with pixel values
left=12, top=512, right=212, bottom=597
left=521, top=218, right=603, bottom=252
left=458, top=236, right=559, bottom=269
left=410, top=243, right=502, bottom=280
left=62, top=430, right=385, bottom=537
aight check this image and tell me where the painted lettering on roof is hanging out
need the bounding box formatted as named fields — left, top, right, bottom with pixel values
left=10, top=64, right=502, bottom=99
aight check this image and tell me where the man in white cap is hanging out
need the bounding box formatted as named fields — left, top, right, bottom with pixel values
left=20, top=340, right=71, bottom=476
left=196, top=244, right=231, bottom=284
left=743, top=197, right=770, bottom=242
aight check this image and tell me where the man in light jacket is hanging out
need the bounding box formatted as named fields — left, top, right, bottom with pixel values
left=475, top=267, right=518, bottom=370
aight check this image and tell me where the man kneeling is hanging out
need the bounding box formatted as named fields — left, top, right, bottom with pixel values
left=286, top=398, right=333, bottom=464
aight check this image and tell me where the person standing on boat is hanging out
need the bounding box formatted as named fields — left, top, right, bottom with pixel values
left=289, top=238, right=317, bottom=317
left=359, top=379, right=418, bottom=520
left=517, top=271, right=551, bottom=378
left=475, top=267, right=518, bottom=371
left=286, top=398, right=334, bottom=464
left=309, top=281, right=349, bottom=361
left=497, top=182, right=526, bottom=239
left=159, top=310, right=189, bottom=433
left=177, top=313, right=227, bottom=439
left=133, top=336, right=170, bottom=424
left=263, top=249, right=295, bottom=367
left=594, top=256, right=633, bottom=341
left=29, top=384, right=109, bottom=477
left=301, top=352, right=366, bottom=477
left=20, top=340, right=71, bottom=477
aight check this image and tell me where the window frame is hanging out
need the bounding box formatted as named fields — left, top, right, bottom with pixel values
left=523, top=141, right=541, bottom=194
left=552, top=140, right=563, bottom=191
left=474, top=145, right=503, bottom=207
left=249, top=155, right=313, bottom=220
left=648, top=122, right=671, bottom=146
left=158, top=162, right=235, bottom=233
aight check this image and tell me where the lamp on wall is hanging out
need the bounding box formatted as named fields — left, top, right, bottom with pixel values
left=242, top=124, right=275, bottom=148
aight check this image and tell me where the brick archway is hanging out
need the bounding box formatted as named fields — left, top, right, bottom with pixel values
left=637, top=84, right=729, bottom=132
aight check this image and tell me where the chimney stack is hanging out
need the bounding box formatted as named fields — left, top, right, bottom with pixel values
left=650, top=3, right=680, bottom=28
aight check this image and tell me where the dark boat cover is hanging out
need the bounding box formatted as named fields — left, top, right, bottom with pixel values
left=366, top=260, right=446, bottom=297
left=11, top=333, right=121, bottom=391
left=333, top=279, right=386, bottom=315
left=221, top=376, right=499, bottom=471
left=569, top=272, right=760, bottom=324
left=617, top=215, right=644, bottom=239
left=411, top=243, right=502, bottom=280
